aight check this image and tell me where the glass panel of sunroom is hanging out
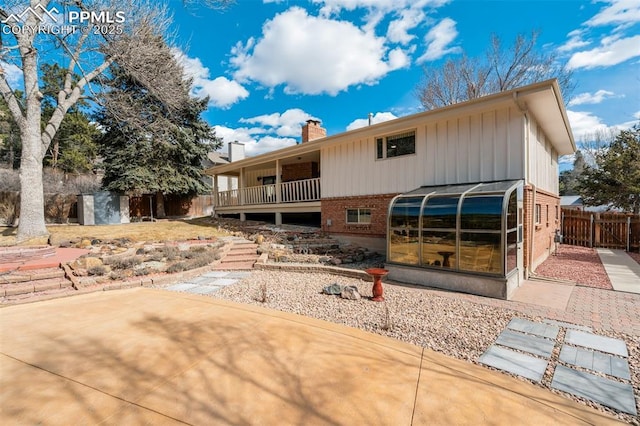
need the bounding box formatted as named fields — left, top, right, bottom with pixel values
left=389, top=197, right=422, bottom=265
left=422, top=196, right=459, bottom=228
left=506, top=230, right=518, bottom=273
left=422, top=230, right=456, bottom=268
left=460, top=195, right=503, bottom=231
left=459, top=232, right=501, bottom=273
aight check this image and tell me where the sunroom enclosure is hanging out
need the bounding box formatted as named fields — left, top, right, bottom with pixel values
left=386, top=180, right=523, bottom=299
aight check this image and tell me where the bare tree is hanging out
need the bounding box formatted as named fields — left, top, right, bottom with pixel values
left=417, top=31, right=575, bottom=110
left=0, top=0, right=228, bottom=242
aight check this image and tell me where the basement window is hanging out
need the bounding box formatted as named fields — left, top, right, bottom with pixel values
left=346, top=208, right=372, bottom=224
left=376, top=130, right=415, bottom=159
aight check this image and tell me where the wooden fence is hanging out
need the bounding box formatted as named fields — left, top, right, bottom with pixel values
left=561, top=209, right=640, bottom=251
left=129, top=194, right=214, bottom=219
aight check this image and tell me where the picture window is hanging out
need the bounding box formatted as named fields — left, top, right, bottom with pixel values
left=375, top=130, right=415, bottom=159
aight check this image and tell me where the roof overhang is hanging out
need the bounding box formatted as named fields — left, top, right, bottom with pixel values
left=510, top=79, right=576, bottom=155
left=205, top=79, right=575, bottom=175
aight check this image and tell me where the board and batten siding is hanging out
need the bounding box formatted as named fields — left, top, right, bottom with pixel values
left=526, top=114, right=559, bottom=194
left=321, top=105, right=525, bottom=198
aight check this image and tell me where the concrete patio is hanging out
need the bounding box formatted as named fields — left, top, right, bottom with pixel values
left=0, top=288, right=622, bottom=425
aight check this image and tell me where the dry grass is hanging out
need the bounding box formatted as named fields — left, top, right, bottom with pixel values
left=0, top=217, right=229, bottom=246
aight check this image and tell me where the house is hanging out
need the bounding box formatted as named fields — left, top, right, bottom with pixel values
left=205, top=79, right=575, bottom=300
left=560, top=195, right=624, bottom=213
left=560, top=195, right=583, bottom=210
left=202, top=141, right=246, bottom=193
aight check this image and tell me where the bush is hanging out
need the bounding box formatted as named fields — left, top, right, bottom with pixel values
left=134, top=268, right=151, bottom=276
left=161, top=245, right=180, bottom=261
left=109, top=270, right=125, bottom=281
left=87, top=265, right=107, bottom=276
left=105, top=256, right=143, bottom=270
left=187, top=256, right=211, bottom=269
left=166, top=262, right=188, bottom=274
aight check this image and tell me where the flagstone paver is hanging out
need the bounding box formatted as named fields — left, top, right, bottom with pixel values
left=479, top=345, right=548, bottom=382
left=551, top=365, right=637, bottom=415
left=559, top=345, right=630, bottom=380
left=201, top=271, right=232, bottom=278
left=495, top=329, right=555, bottom=358
left=542, top=319, right=592, bottom=332
left=506, top=318, right=559, bottom=340
left=162, top=271, right=255, bottom=296
left=210, top=278, right=239, bottom=286
left=480, top=317, right=635, bottom=417
left=565, top=330, right=628, bottom=357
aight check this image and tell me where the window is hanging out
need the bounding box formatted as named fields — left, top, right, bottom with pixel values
left=376, top=130, right=415, bottom=159
left=535, top=204, right=541, bottom=224
left=546, top=205, right=549, bottom=226
left=346, top=208, right=371, bottom=224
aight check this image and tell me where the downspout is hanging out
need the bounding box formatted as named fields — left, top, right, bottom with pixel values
left=514, top=92, right=535, bottom=279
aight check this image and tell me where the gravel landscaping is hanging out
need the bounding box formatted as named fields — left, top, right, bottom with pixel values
left=534, top=245, right=613, bottom=289
left=213, top=270, right=639, bottom=424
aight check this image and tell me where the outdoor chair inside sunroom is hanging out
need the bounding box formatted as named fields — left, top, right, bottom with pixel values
left=387, top=180, right=523, bottom=278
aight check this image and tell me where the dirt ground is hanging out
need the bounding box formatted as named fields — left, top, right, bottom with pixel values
left=0, top=217, right=227, bottom=246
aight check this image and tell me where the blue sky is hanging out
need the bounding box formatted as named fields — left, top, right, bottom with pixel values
left=167, top=0, right=639, bottom=168
left=3, top=0, right=639, bottom=170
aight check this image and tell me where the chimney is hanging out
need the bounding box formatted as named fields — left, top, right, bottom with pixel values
left=301, top=119, right=326, bottom=143
left=228, top=141, right=245, bottom=162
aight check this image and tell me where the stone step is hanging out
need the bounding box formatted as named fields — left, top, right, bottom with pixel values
left=212, top=262, right=255, bottom=270
left=231, top=242, right=259, bottom=249
left=0, top=268, right=66, bottom=284
left=227, top=248, right=258, bottom=256
left=1, top=277, right=73, bottom=297
left=222, top=255, right=260, bottom=263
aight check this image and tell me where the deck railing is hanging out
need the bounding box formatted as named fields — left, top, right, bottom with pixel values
left=215, top=178, right=320, bottom=207
left=281, top=178, right=321, bottom=203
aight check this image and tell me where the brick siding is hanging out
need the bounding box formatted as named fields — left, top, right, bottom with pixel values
left=321, top=194, right=398, bottom=237
left=523, top=186, right=560, bottom=272
left=281, top=162, right=319, bottom=182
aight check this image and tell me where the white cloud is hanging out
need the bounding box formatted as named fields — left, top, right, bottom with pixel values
left=239, top=108, right=317, bottom=137
left=558, top=30, right=591, bottom=52
left=173, top=48, right=249, bottom=108
left=567, top=110, right=610, bottom=138
left=230, top=7, right=408, bottom=95
left=568, top=90, right=618, bottom=106
left=566, top=35, right=640, bottom=69
left=1, top=62, right=23, bottom=88
left=586, top=0, right=640, bottom=27
left=195, top=77, right=249, bottom=109
left=386, top=8, right=426, bottom=44
left=244, top=136, right=298, bottom=156
left=214, top=125, right=298, bottom=156
left=417, top=18, right=461, bottom=63
left=346, top=112, right=398, bottom=131
left=312, top=0, right=449, bottom=16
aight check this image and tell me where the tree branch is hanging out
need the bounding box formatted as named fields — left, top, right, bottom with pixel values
left=41, top=57, right=114, bottom=152
left=0, top=66, right=25, bottom=130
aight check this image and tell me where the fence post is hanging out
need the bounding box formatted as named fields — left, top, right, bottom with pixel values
left=589, top=214, right=594, bottom=248
left=628, top=216, right=631, bottom=252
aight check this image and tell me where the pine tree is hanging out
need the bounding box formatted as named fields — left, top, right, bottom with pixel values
left=97, top=59, right=220, bottom=197
left=577, top=126, right=640, bottom=213
left=559, top=150, right=586, bottom=195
